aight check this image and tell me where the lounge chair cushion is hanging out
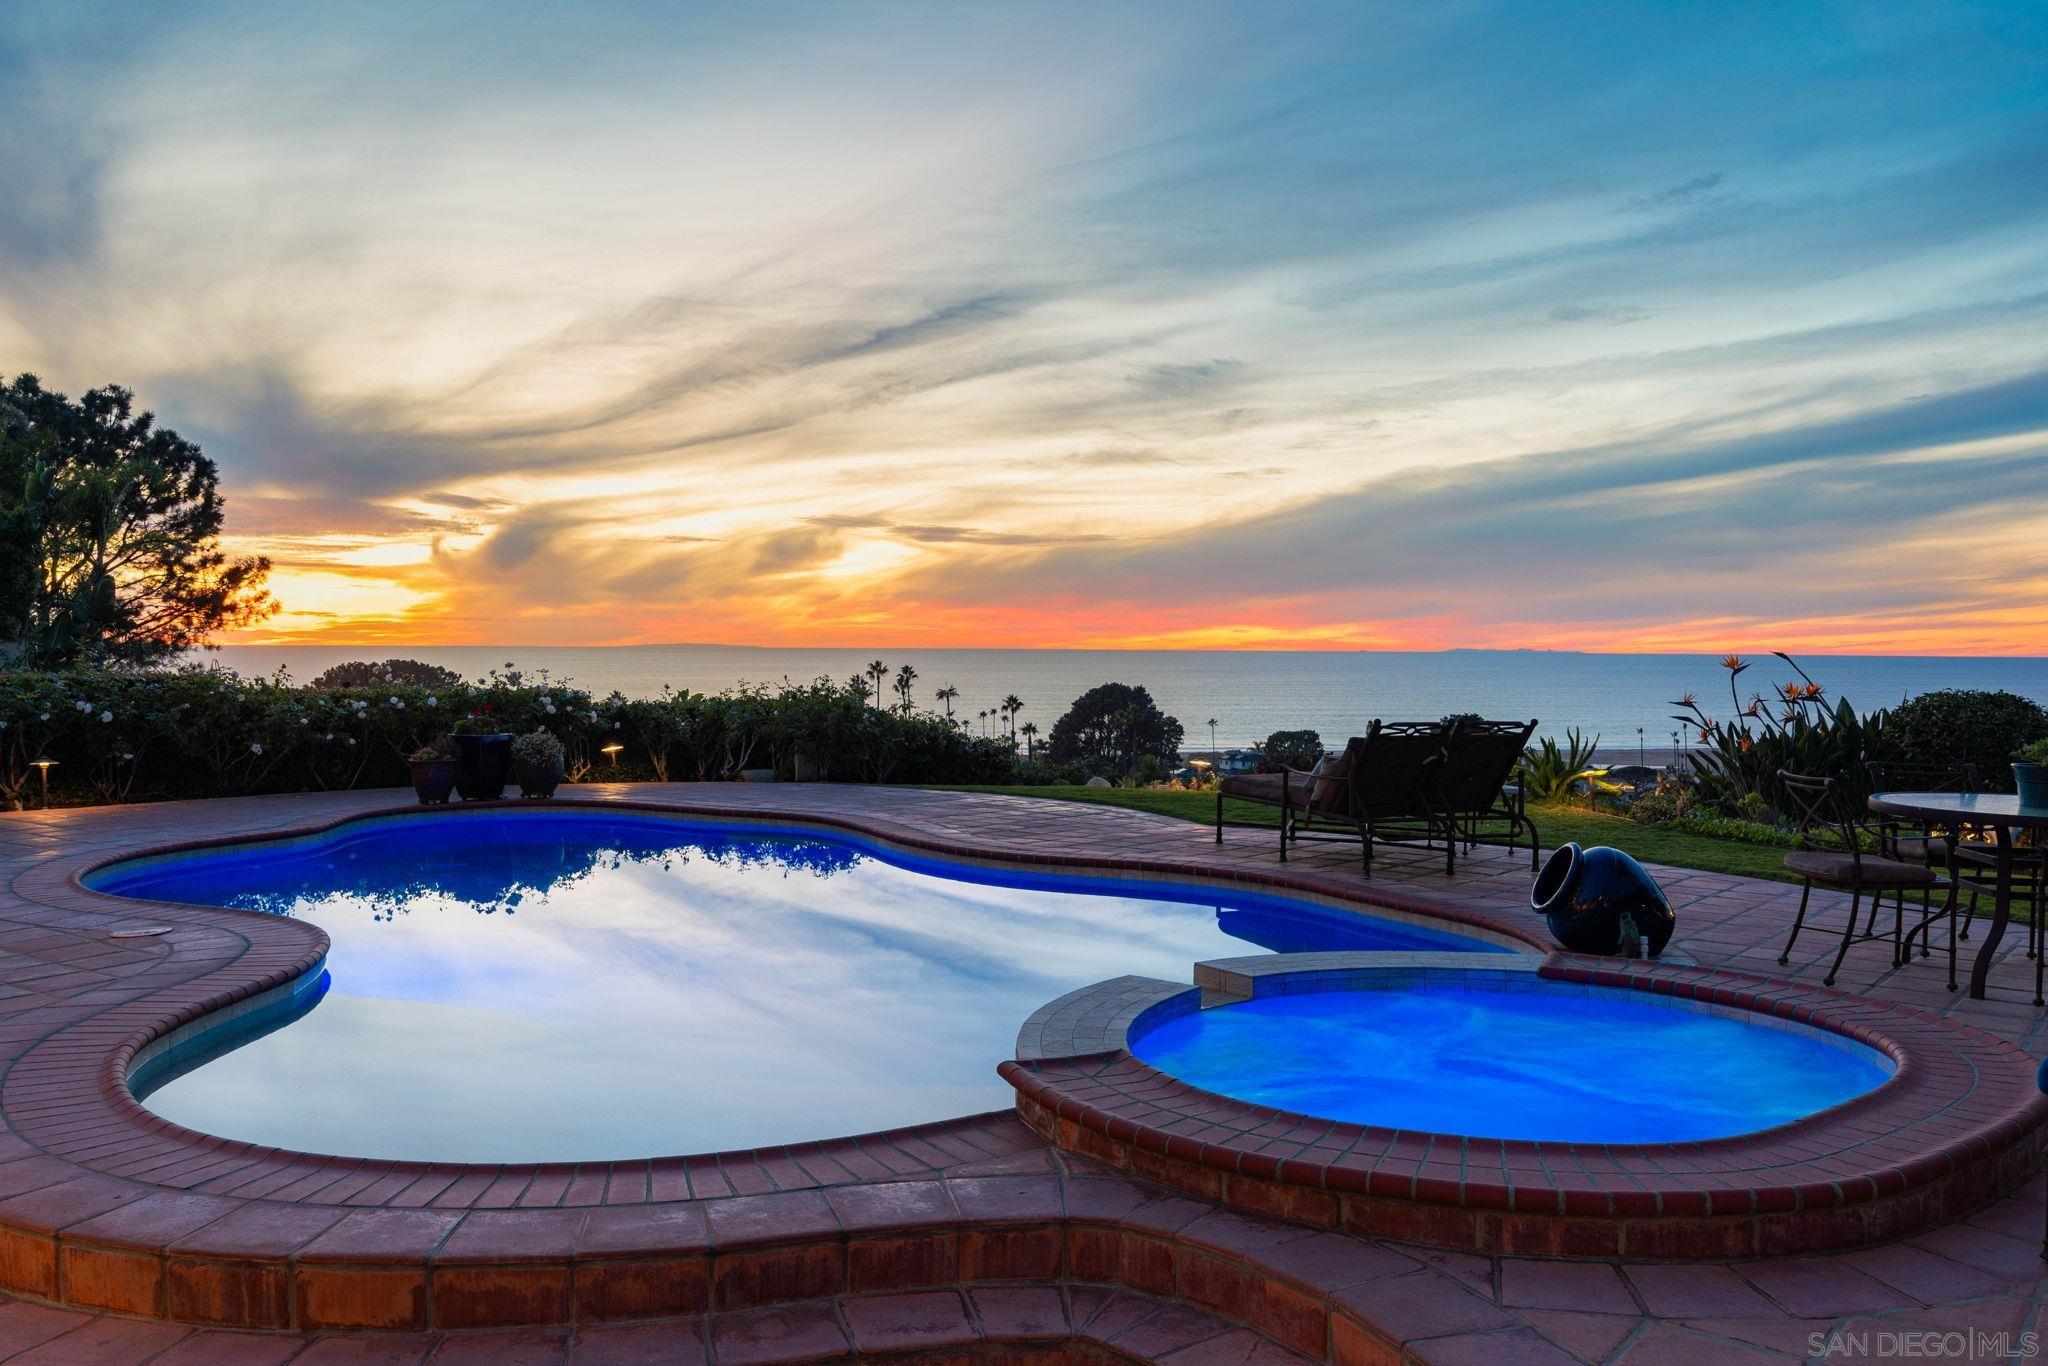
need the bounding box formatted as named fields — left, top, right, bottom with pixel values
left=1307, top=753, right=1353, bottom=812
left=1219, top=773, right=1298, bottom=806
left=1784, top=851, right=1939, bottom=887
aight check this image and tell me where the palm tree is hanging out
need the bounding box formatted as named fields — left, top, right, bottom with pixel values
left=1001, top=694, right=1022, bottom=739
left=977, top=709, right=989, bottom=735
left=1019, top=720, right=1039, bottom=761
left=893, top=664, right=918, bottom=715
left=935, top=685, right=959, bottom=720
left=1206, top=718, right=1218, bottom=757
left=866, top=660, right=888, bottom=709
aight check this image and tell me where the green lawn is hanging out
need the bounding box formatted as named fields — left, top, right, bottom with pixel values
left=924, top=784, right=1800, bottom=883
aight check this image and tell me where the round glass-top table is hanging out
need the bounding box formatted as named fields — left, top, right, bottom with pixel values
left=1868, top=792, right=2048, bottom=1000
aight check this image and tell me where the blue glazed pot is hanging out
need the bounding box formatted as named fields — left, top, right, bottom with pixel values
left=2015, top=762, right=2048, bottom=809
left=1532, top=842, right=1676, bottom=958
left=452, top=732, right=514, bottom=801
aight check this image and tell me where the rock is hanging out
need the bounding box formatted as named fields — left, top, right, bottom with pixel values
left=1085, top=776, right=1112, bottom=788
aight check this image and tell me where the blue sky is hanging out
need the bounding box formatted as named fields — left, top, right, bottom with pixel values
left=3, top=1, right=2045, bottom=649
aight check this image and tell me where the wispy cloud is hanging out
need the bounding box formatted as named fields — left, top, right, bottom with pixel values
left=2, top=0, right=2045, bottom=649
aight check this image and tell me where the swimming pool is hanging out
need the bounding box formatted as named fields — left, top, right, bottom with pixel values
left=1129, top=978, right=1894, bottom=1143
left=88, top=808, right=1500, bottom=1160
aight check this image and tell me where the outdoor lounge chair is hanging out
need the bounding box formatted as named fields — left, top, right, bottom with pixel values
left=1777, top=770, right=1958, bottom=989
left=1215, top=720, right=1446, bottom=875
left=1425, top=717, right=1541, bottom=875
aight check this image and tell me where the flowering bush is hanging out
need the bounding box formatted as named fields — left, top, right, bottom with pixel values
left=0, top=665, right=1009, bottom=807
left=1670, top=653, right=1892, bottom=820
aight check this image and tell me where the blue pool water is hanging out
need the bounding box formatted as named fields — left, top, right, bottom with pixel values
left=89, top=809, right=1497, bottom=1160
left=1130, top=983, right=1894, bottom=1143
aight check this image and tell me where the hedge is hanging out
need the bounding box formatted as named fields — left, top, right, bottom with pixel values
left=0, top=666, right=1021, bottom=809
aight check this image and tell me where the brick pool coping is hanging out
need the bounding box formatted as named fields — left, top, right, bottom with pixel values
left=0, top=785, right=2041, bottom=1356
left=1002, top=955, right=2048, bottom=1260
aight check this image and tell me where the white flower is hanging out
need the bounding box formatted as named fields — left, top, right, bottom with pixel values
left=75, top=700, right=90, bottom=712
left=539, top=694, right=551, bottom=705
left=391, top=698, right=406, bottom=709
left=346, top=738, right=357, bottom=746
left=100, top=711, right=112, bottom=723
left=426, top=696, right=438, bottom=707
left=250, top=742, right=265, bottom=755
left=299, top=717, right=309, bottom=725
left=120, top=752, right=134, bottom=762
left=38, top=712, right=49, bottom=721
left=545, top=703, right=557, bottom=714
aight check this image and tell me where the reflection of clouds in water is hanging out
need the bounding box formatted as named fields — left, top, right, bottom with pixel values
left=114, top=814, right=1472, bottom=1159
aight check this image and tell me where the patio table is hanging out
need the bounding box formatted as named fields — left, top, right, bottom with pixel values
left=1869, top=791, right=2048, bottom=1001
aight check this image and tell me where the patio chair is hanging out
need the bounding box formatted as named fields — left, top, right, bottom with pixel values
left=1865, top=760, right=1983, bottom=952
left=1214, top=736, right=1357, bottom=862
left=1215, top=721, right=1446, bottom=876
left=1778, top=770, right=1958, bottom=990
left=1424, top=717, right=1541, bottom=875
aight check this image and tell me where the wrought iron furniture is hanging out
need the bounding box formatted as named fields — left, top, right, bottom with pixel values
left=1865, top=761, right=1982, bottom=955
left=1215, top=721, right=1446, bottom=875
left=1868, top=791, right=2048, bottom=1004
left=1428, top=717, right=1541, bottom=874
left=1780, top=772, right=1958, bottom=990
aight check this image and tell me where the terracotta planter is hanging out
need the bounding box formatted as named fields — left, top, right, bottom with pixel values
left=408, top=758, right=456, bottom=805
left=514, top=757, right=563, bottom=799
left=452, top=733, right=513, bottom=801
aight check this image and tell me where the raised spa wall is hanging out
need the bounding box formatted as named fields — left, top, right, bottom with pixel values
left=1001, top=952, right=2048, bottom=1260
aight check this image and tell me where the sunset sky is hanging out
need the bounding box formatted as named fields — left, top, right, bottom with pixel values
left=4, top=1, right=2046, bottom=653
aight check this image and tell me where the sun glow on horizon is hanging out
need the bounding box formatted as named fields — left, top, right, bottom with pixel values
left=10, top=1, right=2048, bottom=657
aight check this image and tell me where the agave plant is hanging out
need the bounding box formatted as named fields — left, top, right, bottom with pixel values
left=1517, top=727, right=1604, bottom=801
left=1672, top=653, right=1891, bottom=820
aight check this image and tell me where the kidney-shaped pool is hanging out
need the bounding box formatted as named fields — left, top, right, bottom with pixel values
left=88, top=807, right=1504, bottom=1161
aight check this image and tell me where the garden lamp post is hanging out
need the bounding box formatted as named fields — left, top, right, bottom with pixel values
left=601, top=743, right=623, bottom=770
left=32, top=759, right=56, bottom=808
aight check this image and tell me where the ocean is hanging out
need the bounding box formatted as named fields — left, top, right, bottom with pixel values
left=202, top=646, right=2048, bottom=756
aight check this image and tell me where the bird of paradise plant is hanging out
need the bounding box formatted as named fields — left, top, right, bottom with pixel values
left=1671, top=652, right=1891, bottom=819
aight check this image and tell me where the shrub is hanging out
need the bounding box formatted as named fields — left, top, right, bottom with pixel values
left=1886, top=689, right=2048, bottom=792
left=1518, top=728, right=1601, bottom=801
left=511, top=728, right=565, bottom=767
left=1255, top=729, right=1323, bottom=773
left=1672, top=653, right=1892, bottom=819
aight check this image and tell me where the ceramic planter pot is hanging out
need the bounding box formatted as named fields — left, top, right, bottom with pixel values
left=1532, top=841, right=1676, bottom=958
left=515, top=756, right=563, bottom=798
left=2016, top=762, right=2048, bottom=808
left=408, top=758, right=456, bottom=805
left=452, top=732, right=513, bottom=801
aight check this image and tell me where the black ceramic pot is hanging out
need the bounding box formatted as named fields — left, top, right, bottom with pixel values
left=452, top=732, right=513, bottom=801
left=408, top=758, right=456, bottom=805
left=514, top=757, right=562, bottom=798
left=1531, top=842, right=1675, bottom=957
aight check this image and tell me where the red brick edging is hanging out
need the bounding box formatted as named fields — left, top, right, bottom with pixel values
left=1000, top=956, right=2048, bottom=1260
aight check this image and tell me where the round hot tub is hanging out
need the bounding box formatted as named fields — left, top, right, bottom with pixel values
left=1128, top=974, right=1894, bottom=1143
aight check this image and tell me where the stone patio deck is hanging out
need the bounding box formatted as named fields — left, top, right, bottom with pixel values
left=0, top=783, right=2042, bottom=1363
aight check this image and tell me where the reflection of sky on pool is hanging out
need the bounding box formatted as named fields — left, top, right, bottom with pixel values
left=90, top=811, right=1492, bottom=1160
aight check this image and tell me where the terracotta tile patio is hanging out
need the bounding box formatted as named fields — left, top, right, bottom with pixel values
left=0, top=783, right=2041, bottom=1362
